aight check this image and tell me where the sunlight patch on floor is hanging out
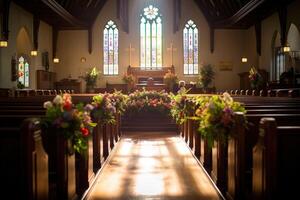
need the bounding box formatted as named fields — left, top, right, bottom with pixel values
left=87, top=134, right=222, bottom=200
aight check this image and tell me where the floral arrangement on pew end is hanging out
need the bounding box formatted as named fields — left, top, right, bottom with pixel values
left=170, top=91, right=196, bottom=124
left=42, top=94, right=97, bottom=155
left=109, top=90, right=128, bottom=115
left=91, top=93, right=117, bottom=124
left=193, top=92, right=246, bottom=147
left=248, top=66, right=264, bottom=90
left=164, top=69, right=178, bottom=92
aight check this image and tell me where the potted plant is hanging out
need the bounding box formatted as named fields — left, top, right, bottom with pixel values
left=163, top=69, right=178, bottom=92
left=248, top=66, right=264, bottom=90
left=122, top=73, right=135, bottom=92
left=198, top=64, right=215, bottom=93
left=80, top=67, right=100, bottom=93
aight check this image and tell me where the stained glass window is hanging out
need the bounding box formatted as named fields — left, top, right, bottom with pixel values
left=18, top=56, right=29, bottom=87
left=103, top=20, right=118, bottom=75
left=183, top=20, right=198, bottom=75
left=140, top=5, right=162, bottom=70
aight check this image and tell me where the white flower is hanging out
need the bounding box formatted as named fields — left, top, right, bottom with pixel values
left=43, top=101, right=53, bottom=109
left=53, top=95, right=63, bottom=105
left=222, top=92, right=233, bottom=103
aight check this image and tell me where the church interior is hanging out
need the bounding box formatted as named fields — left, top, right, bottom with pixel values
left=0, top=0, right=300, bottom=199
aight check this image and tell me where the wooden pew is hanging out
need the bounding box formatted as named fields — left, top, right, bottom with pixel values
left=226, top=112, right=300, bottom=200
left=0, top=100, right=92, bottom=199
left=0, top=118, right=49, bottom=200
left=252, top=118, right=300, bottom=200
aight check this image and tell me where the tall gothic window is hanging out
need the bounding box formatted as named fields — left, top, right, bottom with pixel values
left=18, top=56, right=29, bottom=87
left=183, top=20, right=198, bottom=75
left=103, top=20, right=118, bottom=75
left=140, top=5, right=162, bottom=70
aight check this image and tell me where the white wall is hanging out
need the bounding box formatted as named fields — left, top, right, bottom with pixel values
left=0, top=2, right=53, bottom=89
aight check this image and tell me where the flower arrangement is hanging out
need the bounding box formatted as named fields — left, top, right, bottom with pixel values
left=91, top=93, right=117, bottom=124
left=170, top=92, right=196, bottom=124
left=122, top=73, right=135, bottom=85
left=248, top=67, right=263, bottom=89
left=193, top=92, right=246, bottom=147
left=125, top=89, right=172, bottom=116
left=80, top=67, right=100, bottom=87
left=42, top=94, right=97, bottom=155
left=198, top=64, right=215, bottom=89
left=108, top=90, right=128, bottom=115
left=164, top=70, right=178, bottom=91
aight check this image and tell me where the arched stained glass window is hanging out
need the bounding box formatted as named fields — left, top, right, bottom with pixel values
left=103, top=20, right=118, bottom=75
left=140, top=5, right=162, bottom=70
left=18, top=56, right=29, bottom=87
left=183, top=20, right=198, bottom=75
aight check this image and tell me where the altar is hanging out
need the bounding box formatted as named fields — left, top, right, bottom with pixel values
left=127, top=65, right=175, bottom=91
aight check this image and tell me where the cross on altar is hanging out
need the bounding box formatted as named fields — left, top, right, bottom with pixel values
left=125, top=43, right=135, bottom=67
left=167, top=42, right=177, bottom=67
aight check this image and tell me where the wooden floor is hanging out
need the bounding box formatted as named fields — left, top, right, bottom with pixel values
left=86, top=132, right=223, bottom=200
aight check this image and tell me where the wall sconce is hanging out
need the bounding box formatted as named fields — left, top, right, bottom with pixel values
left=30, top=50, right=38, bottom=56
left=283, top=45, right=291, bottom=53
left=0, top=40, right=8, bottom=47
left=53, top=57, right=60, bottom=63
left=241, top=57, right=248, bottom=63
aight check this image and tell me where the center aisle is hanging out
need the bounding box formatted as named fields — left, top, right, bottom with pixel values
left=86, top=133, right=223, bottom=200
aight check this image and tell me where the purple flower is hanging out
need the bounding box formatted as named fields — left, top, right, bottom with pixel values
left=84, top=104, right=94, bottom=112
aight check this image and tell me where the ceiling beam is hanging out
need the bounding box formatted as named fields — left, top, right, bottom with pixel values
left=33, top=15, right=40, bottom=50
left=255, top=21, right=261, bottom=56
left=41, top=0, right=87, bottom=28
left=1, top=0, right=10, bottom=41
left=278, top=5, right=287, bottom=46
left=214, top=0, right=266, bottom=27
left=193, top=0, right=213, bottom=26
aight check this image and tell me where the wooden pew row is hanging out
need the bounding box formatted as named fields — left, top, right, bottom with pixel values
left=223, top=88, right=300, bottom=98
left=0, top=118, right=48, bottom=200
left=0, top=100, right=121, bottom=199
left=0, top=112, right=77, bottom=200
left=252, top=118, right=300, bottom=200
left=183, top=104, right=300, bottom=199
left=228, top=113, right=300, bottom=200
left=0, top=111, right=93, bottom=199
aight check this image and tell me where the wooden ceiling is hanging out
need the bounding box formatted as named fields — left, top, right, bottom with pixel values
left=194, top=0, right=295, bottom=29
left=11, top=0, right=295, bottom=30
left=12, top=0, right=108, bottom=29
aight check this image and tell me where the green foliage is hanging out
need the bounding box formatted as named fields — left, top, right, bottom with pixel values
left=17, top=81, right=25, bottom=89
left=198, top=64, right=215, bottom=89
